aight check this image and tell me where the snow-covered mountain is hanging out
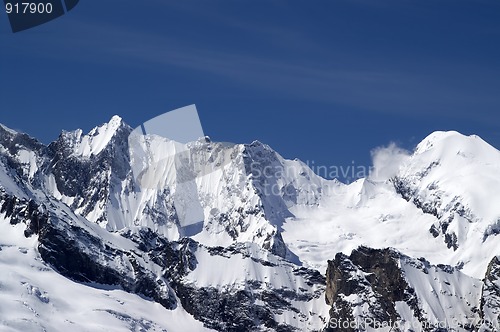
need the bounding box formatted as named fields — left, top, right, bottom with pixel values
left=1, top=117, right=499, bottom=331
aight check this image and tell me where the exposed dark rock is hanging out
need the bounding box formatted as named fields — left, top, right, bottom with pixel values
left=0, top=191, right=49, bottom=237
left=480, top=256, right=500, bottom=331
left=35, top=214, right=177, bottom=310
left=324, top=247, right=424, bottom=332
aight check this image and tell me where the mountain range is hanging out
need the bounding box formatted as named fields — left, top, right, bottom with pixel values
left=1, top=116, right=499, bottom=331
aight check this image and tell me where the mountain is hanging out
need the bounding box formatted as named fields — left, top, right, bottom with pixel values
left=1, top=117, right=499, bottom=331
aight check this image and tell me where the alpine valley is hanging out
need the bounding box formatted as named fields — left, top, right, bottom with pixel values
left=1, top=116, right=500, bottom=332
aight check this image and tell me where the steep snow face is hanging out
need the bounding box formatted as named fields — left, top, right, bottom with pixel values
left=121, top=133, right=338, bottom=253
left=121, top=134, right=273, bottom=248
left=69, top=115, right=126, bottom=158
left=401, top=131, right=500, bottom=226
left=394, top=131, right=500, bottom=277
left=283, top=131, right=500, bottom=279
left=242, top=141, right=339, bottom=224
left=400, top=255, right=482, bottom=329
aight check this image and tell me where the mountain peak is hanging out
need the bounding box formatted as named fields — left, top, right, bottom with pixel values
left=0, top=123, right=18, bottom=136
left=87, top=115, right=124, bottom=135
left=414, top=130, right=499, bottom=164
left=106, top=115, right=124, bottom=132
left=415, top=130, right=465, bottom=153
left=58, top=115, right=130, bottom=158
left=110, top=114, right=123, bottom=123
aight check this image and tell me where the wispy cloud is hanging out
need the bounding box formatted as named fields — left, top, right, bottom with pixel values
left=369, top=143, right=411, bottom=182
left=9, top=9, right=500, bottom=124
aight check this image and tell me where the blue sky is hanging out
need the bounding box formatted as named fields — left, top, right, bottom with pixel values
left=1, top=0, right=499, bottom=181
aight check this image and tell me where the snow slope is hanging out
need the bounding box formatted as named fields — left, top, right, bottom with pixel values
left=0, top=206, right=213, bottom=332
